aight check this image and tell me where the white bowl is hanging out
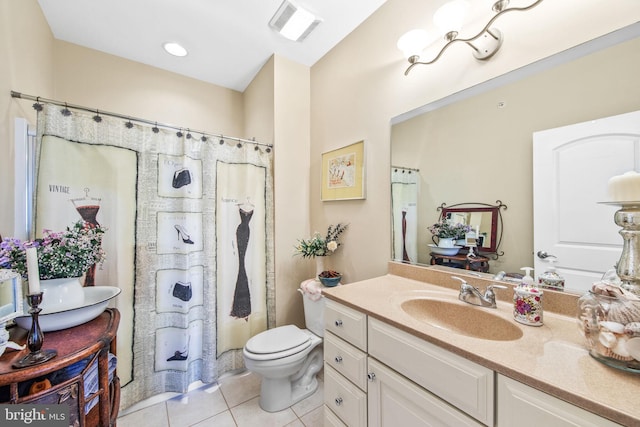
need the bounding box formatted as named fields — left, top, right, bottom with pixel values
left=15, top=286, right=121, bottom=332
left=428, top=244, right=463, bottom=256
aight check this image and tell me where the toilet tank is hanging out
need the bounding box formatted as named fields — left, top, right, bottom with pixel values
left=300, top=280, right=325, bottom=337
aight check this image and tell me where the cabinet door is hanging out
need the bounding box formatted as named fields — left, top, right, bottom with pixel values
left=368, top=358, right=484, bottom=427
left=497, top=375, right=622, bottom=427
left=368, top=317, right=494, bottom=425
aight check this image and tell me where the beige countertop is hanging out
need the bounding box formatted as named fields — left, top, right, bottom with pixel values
left=322, top=263, right=640, bottom=426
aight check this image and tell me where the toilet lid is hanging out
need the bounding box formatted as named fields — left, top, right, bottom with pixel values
left=245, top=325, right=311, bottom=355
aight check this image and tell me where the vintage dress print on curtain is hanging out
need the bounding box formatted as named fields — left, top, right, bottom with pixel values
left=35, top=131, right=137, bottom=391
left=33, top=103, right=275, bottom=410
left=391, top=167, right=419, bottom=264
left=217, top=162, right=269, bottom=358
left=71, top=188, right=102, bottom=286
left=230, top=203, right=254, bottom=320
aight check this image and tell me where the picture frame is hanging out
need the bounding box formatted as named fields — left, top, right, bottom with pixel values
left=321, top=140, right=366, bottom=201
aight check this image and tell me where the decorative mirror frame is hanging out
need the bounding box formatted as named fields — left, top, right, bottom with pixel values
left=437, top=200, right=507, bottom=259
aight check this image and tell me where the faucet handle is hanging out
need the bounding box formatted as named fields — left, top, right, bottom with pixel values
left=484, top=284, right=508, bottom=303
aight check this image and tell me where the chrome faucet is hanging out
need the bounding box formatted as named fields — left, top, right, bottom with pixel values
left=452, top=276, right=507, bottom=309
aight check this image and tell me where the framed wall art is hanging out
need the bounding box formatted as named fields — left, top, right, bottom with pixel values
left=321, top=140, right=366, bottom=201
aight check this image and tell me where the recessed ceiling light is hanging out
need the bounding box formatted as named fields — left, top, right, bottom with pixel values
left=163, top=42, right=188, bottom=57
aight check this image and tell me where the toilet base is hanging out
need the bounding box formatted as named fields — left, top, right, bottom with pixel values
left=258, top=347, right=323, bottom=412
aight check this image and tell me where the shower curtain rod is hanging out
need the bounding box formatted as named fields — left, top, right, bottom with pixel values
left=391, top=165, right=419, bottom=172
left=11, top=90, right=272, bottom=149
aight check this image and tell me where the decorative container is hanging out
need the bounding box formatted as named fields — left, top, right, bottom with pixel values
left=39, top=276, right=85, bottom=312
left=513, top=285, right=543, bottom=326
left=578, top=290, right=640, bottom=372
left=318, top=271, right=341, bottom=287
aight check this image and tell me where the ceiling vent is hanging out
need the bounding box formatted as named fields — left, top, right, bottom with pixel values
left=269, top=0, right=321, bottom=42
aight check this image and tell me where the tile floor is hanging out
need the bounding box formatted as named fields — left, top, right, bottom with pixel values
left=116, top=370, right=324, bottom=427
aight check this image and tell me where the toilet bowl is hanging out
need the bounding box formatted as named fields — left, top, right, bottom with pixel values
left=242, top=280, right=325, bottom=412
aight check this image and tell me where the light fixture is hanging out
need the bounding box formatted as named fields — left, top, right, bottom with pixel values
left=269, top=0, right=322, bottom=42
left=399, top=0, right=544, bottom=75
left=163, top=42, right=188, bottom=57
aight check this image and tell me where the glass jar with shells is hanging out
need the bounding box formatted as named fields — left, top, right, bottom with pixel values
left=578, top=281, right=640, bottom=373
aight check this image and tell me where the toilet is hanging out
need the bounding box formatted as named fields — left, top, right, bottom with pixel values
left=242, top=280, right=325, bottom=412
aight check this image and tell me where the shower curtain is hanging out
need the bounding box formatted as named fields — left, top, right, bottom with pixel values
left=33, top=103, right=274, bottom=410
left=391, top=167, right=419, bottom=264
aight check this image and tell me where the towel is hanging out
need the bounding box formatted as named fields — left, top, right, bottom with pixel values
left=300, top=279, right=323, bottom=301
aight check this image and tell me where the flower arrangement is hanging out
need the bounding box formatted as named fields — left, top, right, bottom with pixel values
left=294, top=223, right=348, bottom=258
left=0, top=220, right=106, bottom=280
left=428, top=219, right=471, bottom=239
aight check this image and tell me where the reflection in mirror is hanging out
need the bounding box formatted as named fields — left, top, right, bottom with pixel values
left=391, top=167, right=419, bottom=264
left=438, top=201, right=506, bottom=258
left=390, top=26, right=640, bottom=294
left=0, top=270, right=26, bottom=356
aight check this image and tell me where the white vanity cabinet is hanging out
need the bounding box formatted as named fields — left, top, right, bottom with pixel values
left=496, top=375, right=622, bottom=427
left=323, top=299, right=368, bottom=427
left=323, top=299, right=490, bottom=427
left=367, top=317, right=493, bottom=426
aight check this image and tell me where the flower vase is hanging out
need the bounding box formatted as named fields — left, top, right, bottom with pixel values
left=39, top=277, right=85, bottom=313
left=437, top=237, right=456, bottom=248
left=315, top=256, right=326, bottom=278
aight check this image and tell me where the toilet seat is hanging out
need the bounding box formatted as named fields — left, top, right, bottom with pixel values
left=244, top=325, right=312, bottom=361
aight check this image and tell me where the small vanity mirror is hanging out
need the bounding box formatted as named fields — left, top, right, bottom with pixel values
left=0, top=270, right=25, bottom=356
left=438, top=201, right=506, bottom=257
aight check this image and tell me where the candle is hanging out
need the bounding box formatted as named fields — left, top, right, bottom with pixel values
left=26, top=247, right=41, bottom=294
left=608, top=171, right=640, bottom=202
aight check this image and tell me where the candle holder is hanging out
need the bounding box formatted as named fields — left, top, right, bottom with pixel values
left=601, top=201, right=640, bottom=296
left=12, top=292, right=57, bottom=368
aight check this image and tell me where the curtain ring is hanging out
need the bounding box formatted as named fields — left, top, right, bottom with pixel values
left=93, top=109, right=102, bottom=123
left=200, top=135, right=207, bottom=142
left=186, top=129, right=192, bottom=139
left=32, top=96, right=43, bottom=112
left=176, top=129, right=183, bottom=138
left=219, top=138, right=225, bottom=145
left=125, top=118, right=134, bottom=129
left=152, top=122, right=159, bottom=133
left=61, top=102, right=71, bottom=116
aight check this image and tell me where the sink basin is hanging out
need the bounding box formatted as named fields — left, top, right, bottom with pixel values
left=401, top=298, right=523, bottom=341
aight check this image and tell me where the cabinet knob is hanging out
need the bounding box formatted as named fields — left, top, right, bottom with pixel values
left=335, top=397, right=343, bottom=406
left=334, top=319, right=343, bottom=327
left=334, top=355, right=343, bottom=363
left=367, top=372, right=376, bottom=381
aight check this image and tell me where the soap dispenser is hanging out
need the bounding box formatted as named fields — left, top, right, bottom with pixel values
left=538, top=258, right=565, bottom=291
left=513, top=267, right=543, bottom=326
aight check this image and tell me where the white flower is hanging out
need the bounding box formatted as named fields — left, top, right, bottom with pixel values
left=327, top=240, right=338, bottom=252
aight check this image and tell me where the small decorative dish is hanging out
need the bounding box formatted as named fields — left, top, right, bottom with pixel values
left=428, top=244, right=463, bottom=256
left=15, top=286, right=121, bottom=332
left=318, top=271, right=341, bottom=287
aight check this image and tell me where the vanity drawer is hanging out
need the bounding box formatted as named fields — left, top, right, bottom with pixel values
left=368, top=317, right=494, bottom=426
left=324, top=331, right=367, bottom=391
left=324, top=405, right=347, bottom=427
left=324, top=299, right=367, bottom=351
left=324, top=363, right=367, bottom=427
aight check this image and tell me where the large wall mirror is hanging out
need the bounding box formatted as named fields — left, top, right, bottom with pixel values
left=390, top=25, right=640, bottom=295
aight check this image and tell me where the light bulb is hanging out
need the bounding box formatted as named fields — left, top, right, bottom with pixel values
left=397, top=29, right=429, bottom=60
left=433, top=0, right=469, bottom=36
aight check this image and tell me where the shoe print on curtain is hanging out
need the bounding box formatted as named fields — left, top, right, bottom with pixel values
left=157, top=212, right=203, bottom=254
left=155, top=320, right=203, bottom=372
left=156, top=266, right=204, bottom=314
left=216, top=162, right=268, bottom=357
left=158, top=154, right=203, bottom=198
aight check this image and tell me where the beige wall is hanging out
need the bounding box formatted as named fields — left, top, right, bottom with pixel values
left=392, top=37, right=640, bottom=274
left=310, top=0, right=640, bottom=284
left=0, top=0, right=54, bottom=236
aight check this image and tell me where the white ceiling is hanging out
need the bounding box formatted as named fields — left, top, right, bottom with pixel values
left=37, top=0, right=388, bottom=92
